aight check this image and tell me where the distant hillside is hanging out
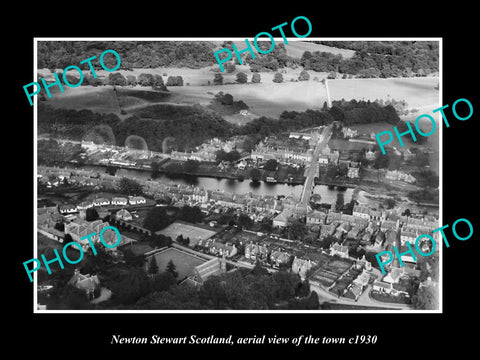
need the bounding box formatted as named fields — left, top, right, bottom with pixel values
left=37, top=41, right=219, bottom=70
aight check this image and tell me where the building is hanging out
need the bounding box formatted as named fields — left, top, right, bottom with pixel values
left=191, top=256, right=227, bottom=284
left=347, top=165, right=359, bottom=178
left=291, top=257, right=314, bottom=280
left=270, top=250, right=291, bottom=269
left=318, top=155, right=329, bottom=164
left=306, top=211, right=327, bottom=225
left=365, top=149, right=376, bottom=161
left=353, top=205, right=370, bottom=220
left=115, top=208, right=133, bottom=221
left=68, top=269, right=100, bottom=300
left=245, top=242, right=268, bottom=261
left=330, top=243, right=349, bottom=258
left=64, top=218, right=118, bottom=250
left=112, top=197, right=128, bottom=206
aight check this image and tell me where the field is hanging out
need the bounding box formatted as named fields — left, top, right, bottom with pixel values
left=327, top=77, right=440, bottom=111
left=169, top=81, right=327, bottom=119
left=147, top=247, right=206, bottom=280
left=155, top=221, right=218, bottom=247
left=40, top=85, right=121, bottom=114
left=38, top=65, right=329, bottom=120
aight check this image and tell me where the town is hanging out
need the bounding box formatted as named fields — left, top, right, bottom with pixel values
left=34, top=39, right=440, bottom=311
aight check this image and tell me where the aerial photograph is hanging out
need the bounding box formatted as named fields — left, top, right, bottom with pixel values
left=34, top=39, right=440, bottom=311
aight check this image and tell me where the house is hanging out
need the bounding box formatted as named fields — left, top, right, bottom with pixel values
left=245, top=242, right=268, bottom=261
left=59, top=204, right=77, bottom=214
left=209, top=242, right=237, bottom=258
left=291, top=257, right=314, bottom=280
left=347, top=283, right=364, bottom=301
left=318, top=155, right=329, bottom=164
left=365, top=149, right=376, bottom=161
left=116, top=208, right=133, bottom=221
left=400, top=230, right=417, bottom=245
left=353, top=205, right=370, bottom=220
left=373, top=280, right=392, bottom=294
left=112, top=197, right=128, bottom=206
left=330, top=243, right=349, bottom=258
left=270, top=250, right=291, bottom=268
left=77, top=201, right=93, bottom=210
left=237, top=160, right=247, bottom=170
left=273, top=209, right=293, bottom=228
left=92, top=198, right=110, bottom=207
left=347, top=166, right=359, bottom=178
left=306, top=211, right=326, bottom=225
left=128, top=196, right=146, bottom=205
left=68, top=269, right=100, bottom=299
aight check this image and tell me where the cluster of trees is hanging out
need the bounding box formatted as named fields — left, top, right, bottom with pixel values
left=37, top=41, right=218, bottom=70
left=133, top=263, right=319, bottom=310
left=215, top=149, right=242, bottom=163
left=142, top=204, right=204, bottom=233
left=304, top=41, right=439, bottom=77
left=38, top=98, right=402, bottom=156
left=329, top=99, right=400, bottom=125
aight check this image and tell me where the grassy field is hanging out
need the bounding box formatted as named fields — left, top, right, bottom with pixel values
left=147, top=247, right=206, bottom=279
left=39, top=65, right=329, bottom=120
left=327, top=77, right=440, bottom=110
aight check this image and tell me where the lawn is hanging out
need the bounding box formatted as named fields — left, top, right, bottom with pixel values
left=147, top=247, right=207, bottom=280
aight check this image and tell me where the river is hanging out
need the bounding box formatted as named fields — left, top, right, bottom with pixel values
left=75, top=164, right=355, bottom=204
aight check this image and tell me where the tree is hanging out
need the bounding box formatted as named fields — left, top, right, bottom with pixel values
left=138, top=73, right=154, bottom=86
left=54, top=222, right=65, bottom=232
left=166, top=76, right=183, bottom=86
left=288, top=220, right=308, bottom=241
left=150, top=271, right=177, bottom=292
left=384, top=198, right=396, bottom=209
left=85, top=207, right=99, bottom=221
left=335, top=193, right=344, bottom=212
left=250, top=168, right=262, bottom=182
left=213, top=73, right=223, bottom=85
left=412, top=285, right=438, bottom=310
left=298, top=70, right=310, bottom=81
left=236, top=72, right=248, bottom=83
left=237, top=213, right=254, bottom=229
left=251, top=260, right=269, bottom=276
left=150, top=234, right=173, bottom=249
left=226, top=62, right=236, bottom=73
left=264, top=159, right=278, bottom=171
left=166, top=260, right=178, bottom=279
left=183, top=159, right=200, bottom=173
left=221, top=93, right=234, bottom=105
left=148, top=256, right=159, bottom=275
left=143, top=207, right=172, bottom=232
left=273, top=72, right=283, bottom=83
left=126, top=75, right=137, bottom=86
left=119, top=177, right=143, bottom=195
left=152, top=74, right=166, bottom=90
left=108, top=72, right=127, bottom=86
left=179, top=205, right=204, bottom=223
left=251, top=73, right=261, bottom=83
